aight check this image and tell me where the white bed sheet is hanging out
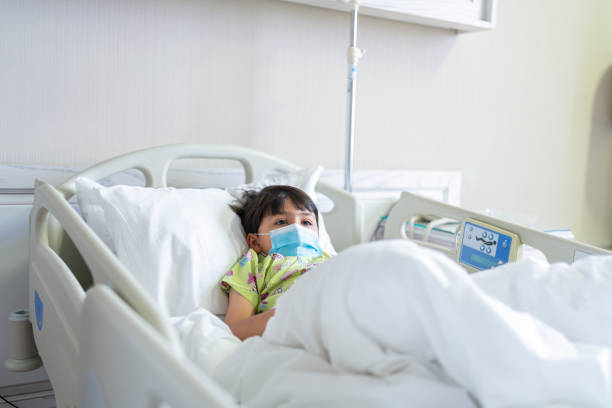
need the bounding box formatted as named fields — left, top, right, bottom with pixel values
left=179, top=241, right=612, bottom=407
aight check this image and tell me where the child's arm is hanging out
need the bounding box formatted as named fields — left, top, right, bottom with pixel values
left=225, top=288, right=275, bottom=340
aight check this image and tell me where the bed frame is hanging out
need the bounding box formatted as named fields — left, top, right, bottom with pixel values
left=26, top=143, right=610, bottom=407
left=29, top=144, right=364, bottom=407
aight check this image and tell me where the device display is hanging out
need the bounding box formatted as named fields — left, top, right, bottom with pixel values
left=458, top=218, right=520, bottom=271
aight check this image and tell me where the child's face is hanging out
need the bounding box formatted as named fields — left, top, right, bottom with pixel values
left=247, top=198, right=318, bottom=255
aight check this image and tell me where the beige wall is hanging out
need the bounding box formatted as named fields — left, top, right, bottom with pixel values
left=1, top=0, right=611, bottom=247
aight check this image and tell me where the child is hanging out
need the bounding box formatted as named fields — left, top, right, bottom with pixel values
left=222, top=185, right=331, bottom=340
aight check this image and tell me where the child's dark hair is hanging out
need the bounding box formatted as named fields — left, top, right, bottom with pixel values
left=232, top=185, right=319, bottom=235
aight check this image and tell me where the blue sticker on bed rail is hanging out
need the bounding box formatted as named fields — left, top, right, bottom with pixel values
left=34, top=290, right=43, bottom=331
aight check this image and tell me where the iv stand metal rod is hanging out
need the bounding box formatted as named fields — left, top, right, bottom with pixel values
left=344, top=3, right=363, bottom=192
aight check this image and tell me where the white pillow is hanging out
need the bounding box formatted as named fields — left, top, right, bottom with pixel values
left=75, top=177, right=247, bottom=317
left=75, top=178, right=115, bottom=252
left=226, top=166, right=336, bottom=255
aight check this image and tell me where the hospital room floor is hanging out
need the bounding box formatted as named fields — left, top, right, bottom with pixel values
left=0, top=381, right=55, bottom=408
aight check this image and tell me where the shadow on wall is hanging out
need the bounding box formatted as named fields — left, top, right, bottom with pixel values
left=583, top=65, right=612, bottom=249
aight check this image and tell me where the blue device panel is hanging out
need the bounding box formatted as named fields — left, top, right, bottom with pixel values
left=460, top=221, right=513, bottom=270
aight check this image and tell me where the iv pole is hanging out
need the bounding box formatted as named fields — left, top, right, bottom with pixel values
left=343, top=0, right=364, bottom=192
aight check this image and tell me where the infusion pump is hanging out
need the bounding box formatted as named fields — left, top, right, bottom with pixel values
left=457, top=218, right=521, bottom=272
left=384, top=192, right=611, bottom=270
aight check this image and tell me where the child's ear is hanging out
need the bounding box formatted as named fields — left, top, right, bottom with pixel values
left=246, top=233, right=262, bottom=252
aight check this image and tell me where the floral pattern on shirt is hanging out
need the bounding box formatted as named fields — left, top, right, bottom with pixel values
left=221, top=248, right=330, bottom=313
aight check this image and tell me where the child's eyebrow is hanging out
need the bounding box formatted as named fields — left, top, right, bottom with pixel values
left=296, top=210, right=314, bottom=215
left=272, top=210, right=314, bottom=216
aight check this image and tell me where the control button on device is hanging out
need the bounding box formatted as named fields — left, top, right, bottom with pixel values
left=459, top=218, right=521, bottom=272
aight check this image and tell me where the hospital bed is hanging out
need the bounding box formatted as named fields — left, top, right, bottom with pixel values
left=23, top=144, right=611, bottom=407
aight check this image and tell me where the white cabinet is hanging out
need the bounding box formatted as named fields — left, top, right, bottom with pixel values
left=281, top=0, right=497, bottom=32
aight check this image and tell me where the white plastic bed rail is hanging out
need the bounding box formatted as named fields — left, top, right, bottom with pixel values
left=384, top=192, right=611, bottom=263
left=79, top=285, right=237, bottom=407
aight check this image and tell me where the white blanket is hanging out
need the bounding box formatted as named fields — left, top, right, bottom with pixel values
left=172, top=309, right=241, bottom=373
left=199, top=241, right=612, bottom=407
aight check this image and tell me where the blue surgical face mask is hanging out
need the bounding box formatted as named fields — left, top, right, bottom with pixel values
left=258, top=224, right=322, bottom=258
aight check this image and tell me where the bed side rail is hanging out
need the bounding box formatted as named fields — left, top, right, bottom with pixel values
left=79, top=286, right=237, bottom=408
left=29, top=201, right=86, bottom=403
left=32, top=181, right=182, bottom=352
left=385, top=192, right=611, bottom=264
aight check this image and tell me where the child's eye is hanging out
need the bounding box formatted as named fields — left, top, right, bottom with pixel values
left=275, top=219, right=287, bottom=225
left=302, top=220, right=313, bottom=226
